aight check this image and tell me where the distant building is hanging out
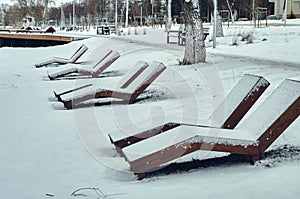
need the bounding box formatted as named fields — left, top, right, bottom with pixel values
left=274, top=0, right=300, bottom=18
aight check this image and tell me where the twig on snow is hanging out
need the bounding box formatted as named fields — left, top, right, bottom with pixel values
left=71, top=187, right=126, bottom=198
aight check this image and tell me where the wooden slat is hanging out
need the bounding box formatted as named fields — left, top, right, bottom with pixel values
left=258, top=96, right=300, bottom=153
left=129, top=137, right=259, bottom=174
left=109, top=122, right=181, bottom=155
left=0, top=33, right=85, bottom=42
left=221, top=76, right=270, bottom=129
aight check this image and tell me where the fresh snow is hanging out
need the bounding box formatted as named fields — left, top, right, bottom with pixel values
left=34, top=44, right=88, bottom=67
left=123, top=125, right=258, bottom=162
left=58, top=61, right=166, bottom=102
left=210, top=74, right=268, bottom=127
left=238, top=79, right=300, bottom=137
left=0, top=20, right=300, bottom=199
left=123, top=79, right=299, bottom=162
left=120, top=61, right=166, bottom=94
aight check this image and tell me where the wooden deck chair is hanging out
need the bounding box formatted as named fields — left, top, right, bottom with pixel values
left=47, top=49, right=120, bottom=80
left=35, top=44, right=88, bottom=68
left=53, top=61, right=148, bottom=101
left=109, top=74, right=270, bottom=154
left=57, top=61, right=166, bottom=109
left=120, top=79, right=299, bottom=179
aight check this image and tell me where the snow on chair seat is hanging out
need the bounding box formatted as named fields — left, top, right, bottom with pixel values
left=56, top=61, right=148, bottom=101
left=123, top=126, right=259, bottom=171
left=59, top=61, right=166, bottom=109
left=54, top=61, right=148, bottom=102
left=109, top=74, right=270, bottom=154
left=120, top=79, right=299, bottom=179
left=35, top=44, right=88, bottom=68
left=47, top=49, right=120, bottom=80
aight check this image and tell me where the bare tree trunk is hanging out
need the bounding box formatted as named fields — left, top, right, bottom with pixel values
left=225, top=0, right=234, bottom=23
left=182, top=0, right=206, bottom=65
left=217, top=14, right=224, bottom=37
left=43, top=0, right=55, bottom=25
left=43, top=0, right=49, bottom=24
left=167, top=0, right=172, bottom=30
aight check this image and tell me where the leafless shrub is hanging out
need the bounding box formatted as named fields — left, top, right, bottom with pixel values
left=127, top=27, right=131, bottom=35
left=241, top=31, right=254, bottom=44
left=232, top=34, right=239, bottom=46
left=247, top=31, right=254, bottom=44
left=117, top=29, right=122, bottom=36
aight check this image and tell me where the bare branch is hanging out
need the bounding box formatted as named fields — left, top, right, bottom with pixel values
left=71, top=187, right=126, bottom=199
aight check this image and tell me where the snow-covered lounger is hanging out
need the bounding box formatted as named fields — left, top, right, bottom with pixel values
left=35, top=44, right=88, bottom=68
left=47, top=49, right=120, bottom=80
left=109, top=74, right=270, bottom=153
left=121, top=79, right=300, bottom=179
left=56, top=61, right=166, bottom=109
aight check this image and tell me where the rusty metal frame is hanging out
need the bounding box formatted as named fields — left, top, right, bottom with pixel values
left=62, top=62, right=166, bottom=109
left=109, top=75, right=270, bottom=152
left=121, top=79, right=299, bottom=179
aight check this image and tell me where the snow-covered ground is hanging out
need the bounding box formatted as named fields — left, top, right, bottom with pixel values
left=0, top=20, right=299, bottom=199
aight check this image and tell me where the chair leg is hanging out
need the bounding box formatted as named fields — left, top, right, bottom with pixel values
left=64, top=101, right=73, bottom=109
left=48, top=70, right=79, bottom=80
left=250, top=155, right=260, bottom=164
left=136, top=173, right=146, bottom=180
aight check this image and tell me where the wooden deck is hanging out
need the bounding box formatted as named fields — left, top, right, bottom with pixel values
left=0, top=32, right=88, bottom=47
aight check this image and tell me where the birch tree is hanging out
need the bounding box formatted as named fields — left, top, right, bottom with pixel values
left=42, top=0, right=55, bottom=24
left=216, top=14, right=224, bottom=37
left=167, top=0, right=172, bottom=30
left=225, top=0, right=234, bottom=23
left=181, top=0, right=206, bottom=65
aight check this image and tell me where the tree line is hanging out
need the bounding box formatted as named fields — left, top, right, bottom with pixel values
left=0, top=0, right=273, bottom=27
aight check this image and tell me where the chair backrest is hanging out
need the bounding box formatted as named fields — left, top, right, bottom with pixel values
left=69, top=44, right=88, bottom=62
left=119, top=61, right=149, bottom=89
left=239, top=79, right=300, bottom=151
left=117, top=61, right=166, bottom=96
left=211, top=74, right=270, bottom=129
left=83, top=50, right=120, bottom=75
